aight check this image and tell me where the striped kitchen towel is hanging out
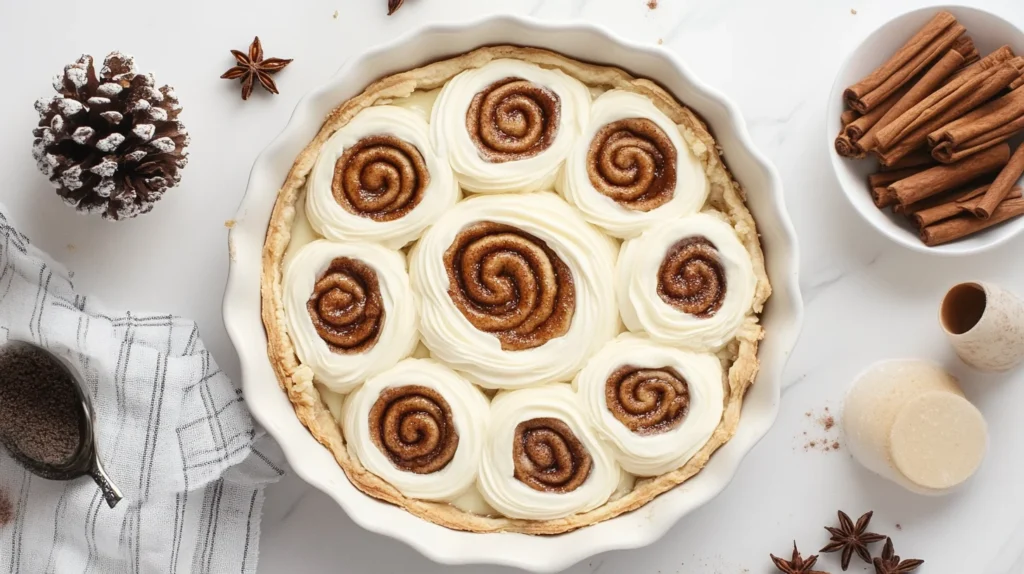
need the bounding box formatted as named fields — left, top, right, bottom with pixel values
left=0, top=206, right=285, bottom=573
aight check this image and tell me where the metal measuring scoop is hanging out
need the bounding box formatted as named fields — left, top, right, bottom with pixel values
left=0, top=341, right=122, bottom=508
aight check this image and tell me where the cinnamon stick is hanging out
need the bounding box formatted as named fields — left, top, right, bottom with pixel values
left=867, top=166, right=933, bottom=208
left=875, top=62, right=1019, bottom=150
left=974, top=143, right=1024, bottom=219
left=888, top=143, right=1011, bottom=205
left=945, top=45, right=1015, bottom=84
left=841, top=110, right=859, bottom=127
left=857, top=37, right=974, bottom=153
left=902, top=182, right=992, bottom=217
left=844, top=11, right=964, bottom=113
left=929, top=86, right=1024, bottom=163
left=880, top=149, right=936, bottom=171
left=875, top=63, right=1022, bottom=166
left=835, top=133, right=865, bottom=158
left=921, top=197, right=1024, bottom=246
left=960, top=186, right=1022, bottom=214
left=844, top=84, right=912, bottom=141
left=908, top=184, right=1014, bottom=228
left=872, top=186, right=898, bottom=208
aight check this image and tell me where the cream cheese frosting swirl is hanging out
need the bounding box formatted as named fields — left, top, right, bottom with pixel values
left=478, top=384, right=621, bottom=520
left=616, top=213, right=756, bottom=350
left=559, top=90, right=709, bottom=239
left=342, top=358, right=489, bottom=501
left=574, top=334, right=724, bottom=476
left=284, top=240, right=419, bottom=392
left=306, top=105, right=459, bottom=249
left=429, top=59, right=591, bottom=194
left=410, top=192, right=619, bottom=389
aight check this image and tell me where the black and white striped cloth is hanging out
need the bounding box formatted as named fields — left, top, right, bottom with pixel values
left=0, top=207, right=285, bottom=573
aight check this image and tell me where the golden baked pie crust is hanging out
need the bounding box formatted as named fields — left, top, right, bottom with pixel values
left=260, top=45, right=771, bottom=534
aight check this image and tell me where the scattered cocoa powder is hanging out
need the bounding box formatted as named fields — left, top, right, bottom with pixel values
left=832, top=441, right=841, bottom=450
left=896, top=523, right=902, bottom=531
left=0, top=490, right=11, bottom=527
left=820, top=415, right=835, bottom=431
left=646, top=0, right=658, bottom=9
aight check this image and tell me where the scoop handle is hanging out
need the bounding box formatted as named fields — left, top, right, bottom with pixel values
left=90, top=458, right=123, bottom=509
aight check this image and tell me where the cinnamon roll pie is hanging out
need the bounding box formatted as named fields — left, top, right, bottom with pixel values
left=261, top=46, right=769, bottom=534
left=560, top=90, right=709, bottom=238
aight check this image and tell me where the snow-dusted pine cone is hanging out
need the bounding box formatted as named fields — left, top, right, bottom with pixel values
left=32, top=52, right=189, bottom=220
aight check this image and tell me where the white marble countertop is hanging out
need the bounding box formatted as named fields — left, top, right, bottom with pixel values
left=3, top=0, right=1024, bottom=572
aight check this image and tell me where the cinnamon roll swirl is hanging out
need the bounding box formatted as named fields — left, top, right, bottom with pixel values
left=616, top=213, right=756, bottom=350
left=284, top=240, right=419, bottom=393
left=559, top=90, right=708, bottom=238
left=410, top=193, right=619, bottom=389
left=307, top=105, right=459, bottom=249
left=430, top=59, right=590, bottom=194
left=574, top=335, right=724, bottom=476
left=342, top=359, right=489, bottom=501
left=478, top=384, right=621, bottom=520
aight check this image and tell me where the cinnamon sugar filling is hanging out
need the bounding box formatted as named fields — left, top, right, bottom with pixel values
left=466, top=77, right=560, bottom=163
left=307, top=257, right=385, bottom=353
left=605, top=365, right=690, bottom=435
left=513, top=418, right=592, bottom=493
left=368, top=385, right=459, bottom=474
left=587, top=118, right=677, bottom=211
left=443, top=222, right=575, bottom=351
left=331, top=135, right=429, bottom=221
left=657, top=236, right=726, bottom=318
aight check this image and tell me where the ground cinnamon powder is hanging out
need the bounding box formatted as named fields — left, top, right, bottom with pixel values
left=0, top=345, right=83, bottom=466
left=0, top=490, right=12, bottom=527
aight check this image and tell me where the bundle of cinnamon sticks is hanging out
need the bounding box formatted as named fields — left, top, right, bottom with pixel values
left=836, top=11, right=1024, bottom=246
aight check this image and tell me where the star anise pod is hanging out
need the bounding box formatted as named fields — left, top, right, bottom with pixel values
left=220, top=37, right=293, bottom=100
left=820, top=510, right=886, bottom=570
left=873, top=537, right=924, bottom=574
left=387, top=0, right=404, bottom=14
left=770, top=542, right=830, bottom=574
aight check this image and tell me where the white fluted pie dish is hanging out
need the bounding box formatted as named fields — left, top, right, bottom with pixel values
left=224, top=15, right=803, bottom=573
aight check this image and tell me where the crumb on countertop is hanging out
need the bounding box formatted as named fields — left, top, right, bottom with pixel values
left=333, top=10, right=339, bottom=18
left=657, top=38, right=663, bottom=45
left=647, top=0, right=658, bottom=9
left=0, top=489, right=12, bottom=527
left=224, top=219, right=236, bottom=229
left=66, top=244, right=75, bottom=252
left=851, top=8, right=857, bottom=14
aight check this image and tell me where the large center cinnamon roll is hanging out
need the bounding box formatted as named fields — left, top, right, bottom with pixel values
left=412, top=193, right=619, bottom=389
left=466, top=77, right=560, bottom=163
left=331, top=135, right=429, bottom=222
left=605, top=365, right=690, bottom=435
left=284, top=240, right=419, bottom=393
left=587, top=118, right=677, bottom=212
left=443, top=221, right=576, bottom=351
left=307, top=256, right=385, bottom=353
left=657, top=237, right=726, bottom=319
left=368, top=385, right=458, bottom=474
left=616, top=214, right=757, bottom=351
left=513, top=417, right=592, bottom=493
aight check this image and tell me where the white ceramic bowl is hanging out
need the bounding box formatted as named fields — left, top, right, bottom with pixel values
left=224, top=15, right=803, bottom=572
left=828, top=5, right=1024, bottom=256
